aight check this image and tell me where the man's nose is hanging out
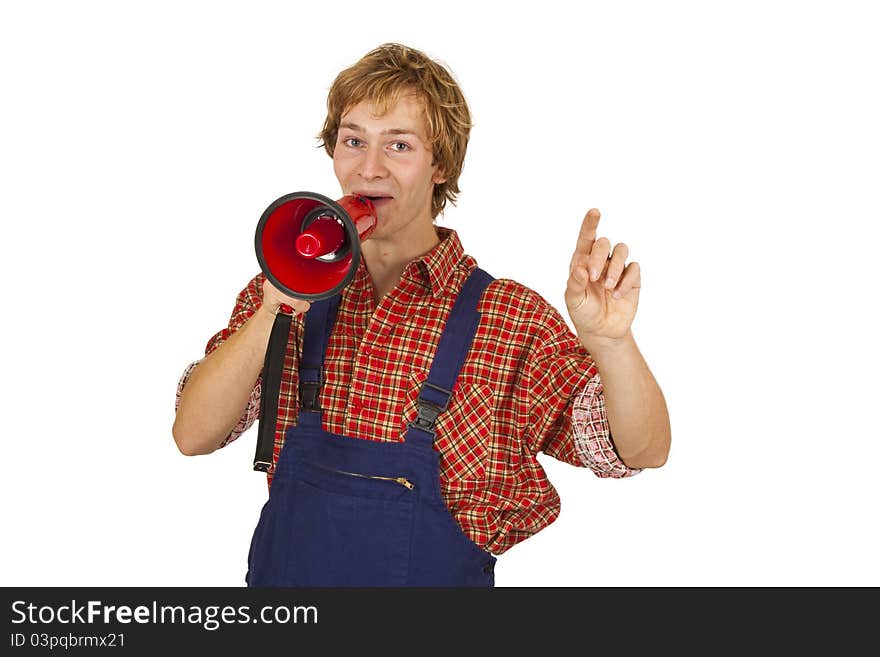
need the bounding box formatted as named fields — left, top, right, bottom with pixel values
left=358, top=144, right=388, bottom=180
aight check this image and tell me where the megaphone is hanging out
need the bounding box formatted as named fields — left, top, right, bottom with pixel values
left=255, top=191, right=378, bottom=301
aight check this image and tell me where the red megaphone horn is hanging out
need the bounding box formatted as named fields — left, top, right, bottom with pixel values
left=254, top=191, right=377, bottom=301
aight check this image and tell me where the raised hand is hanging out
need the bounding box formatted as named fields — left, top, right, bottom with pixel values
left=564, top=208, right=640, bottom=345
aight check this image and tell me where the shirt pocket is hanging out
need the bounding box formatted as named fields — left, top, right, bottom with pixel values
left=402, top=369, right=494, bottom=489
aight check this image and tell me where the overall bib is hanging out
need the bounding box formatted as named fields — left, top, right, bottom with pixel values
left=246, top=268, right=497, bottom=587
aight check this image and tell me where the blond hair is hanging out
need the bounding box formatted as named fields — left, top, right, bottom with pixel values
left=319, top=43, right=472, bottom=218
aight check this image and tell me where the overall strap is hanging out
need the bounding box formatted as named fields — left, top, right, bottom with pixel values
left=298, top=294, right=342, bottom=415
left=406, top=267, right=494, bottom=444
left=252, top=295, right=341, bottom=471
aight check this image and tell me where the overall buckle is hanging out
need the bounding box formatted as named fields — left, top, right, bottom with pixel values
left=299, top=366, right=323, bottom=412
left=406, top=382, right=452, bottom=439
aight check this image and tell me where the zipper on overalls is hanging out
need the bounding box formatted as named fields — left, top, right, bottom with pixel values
left=313, top=464, right=415, bottom=490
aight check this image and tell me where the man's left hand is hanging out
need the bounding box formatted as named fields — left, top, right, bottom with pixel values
left=565, top=208, right=640, bottom=346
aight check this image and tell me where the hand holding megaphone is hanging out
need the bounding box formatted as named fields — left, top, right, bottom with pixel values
left=261, top=278, right=311, bottom=317
left=255, top=191, right=378, bottom=302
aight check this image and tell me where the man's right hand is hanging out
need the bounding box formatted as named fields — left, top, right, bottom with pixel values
left=261, top=278, right=311, bottom=317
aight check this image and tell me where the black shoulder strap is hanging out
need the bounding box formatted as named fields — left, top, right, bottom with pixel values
left=253, top=312, right=292, bottom=472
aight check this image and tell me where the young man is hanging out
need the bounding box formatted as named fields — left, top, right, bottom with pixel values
left=173, top=43, right=670, bottom=586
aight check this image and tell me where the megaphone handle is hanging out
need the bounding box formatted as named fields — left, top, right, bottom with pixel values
left=253, top=311, right=292, bottom=472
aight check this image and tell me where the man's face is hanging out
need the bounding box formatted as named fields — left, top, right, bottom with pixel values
left=333, top=94, right=445, bottom=243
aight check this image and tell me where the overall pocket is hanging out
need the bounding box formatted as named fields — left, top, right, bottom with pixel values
left=284, top=465, right=416, bottom=586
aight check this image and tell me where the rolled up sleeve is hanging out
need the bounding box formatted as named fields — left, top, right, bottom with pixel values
left=571, top=373, right=640, bottom=478
left=175, top=359, right=262, bottom=448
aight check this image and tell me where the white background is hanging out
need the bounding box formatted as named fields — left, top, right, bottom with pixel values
left=2, top=0, right=878, bottom=587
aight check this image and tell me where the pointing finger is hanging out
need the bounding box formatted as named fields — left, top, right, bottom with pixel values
left=573, top=208, right=601, bottom=260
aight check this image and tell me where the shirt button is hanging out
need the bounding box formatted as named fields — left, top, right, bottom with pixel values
left=362, top=346, right=372, bottom=356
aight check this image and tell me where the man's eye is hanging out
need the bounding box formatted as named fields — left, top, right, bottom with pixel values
left=344, top=137, right=363, bottom=147
left=391, top=142, right=410, bottom=152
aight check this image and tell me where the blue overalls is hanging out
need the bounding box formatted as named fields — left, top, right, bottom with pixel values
left=246, top=268, right=497, bottom=586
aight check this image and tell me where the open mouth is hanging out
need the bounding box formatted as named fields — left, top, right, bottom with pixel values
left=359, top=194, right=393, bottom=204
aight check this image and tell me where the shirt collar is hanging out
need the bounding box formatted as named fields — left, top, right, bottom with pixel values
left=350, top=226, right=471, bottom=301
left=405, top=227, right=470, bottom=299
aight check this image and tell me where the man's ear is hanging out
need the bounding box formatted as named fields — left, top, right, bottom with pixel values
left=430, top=157, right=447, bottom=185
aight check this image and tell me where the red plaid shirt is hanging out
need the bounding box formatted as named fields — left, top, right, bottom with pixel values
left=176, top=227, right=637, bottom=554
